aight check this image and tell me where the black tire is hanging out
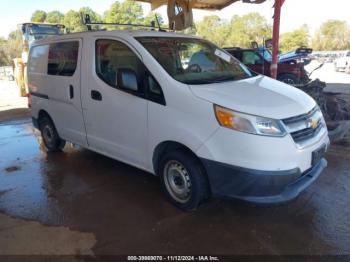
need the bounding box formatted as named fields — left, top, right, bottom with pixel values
left=277, top=74, right=299, bottom=86
left=39, top=116, right=65, bottom=152
left=159, top=150, right=210, bottom=211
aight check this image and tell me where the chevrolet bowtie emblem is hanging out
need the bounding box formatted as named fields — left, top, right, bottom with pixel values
left=306, top=118, right=319, bottom=129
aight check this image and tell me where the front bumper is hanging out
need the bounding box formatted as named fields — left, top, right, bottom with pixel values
left=201, top=157, right=327, bottom=204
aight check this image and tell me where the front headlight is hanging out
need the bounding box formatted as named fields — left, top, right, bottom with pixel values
left=214, top=105, right=286, bottom=137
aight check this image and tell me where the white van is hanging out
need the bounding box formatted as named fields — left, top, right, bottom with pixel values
left=28, top=30, right=329, bottom=210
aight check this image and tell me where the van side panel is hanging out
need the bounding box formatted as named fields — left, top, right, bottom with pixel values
left=29, top=40, right=88, bottom=147
left=28, top=44, right=51, bottom=121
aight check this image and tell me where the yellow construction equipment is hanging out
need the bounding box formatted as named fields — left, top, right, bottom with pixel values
left=13, top=23, right=65, bottom=97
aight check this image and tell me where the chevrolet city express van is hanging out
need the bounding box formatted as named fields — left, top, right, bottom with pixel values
left=28, top=30, right=329, bottom=210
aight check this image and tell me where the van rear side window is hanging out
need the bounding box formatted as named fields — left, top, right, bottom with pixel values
left=47, top=41, right=79, bottom=76
left=28, top=45, right=49, bottom=74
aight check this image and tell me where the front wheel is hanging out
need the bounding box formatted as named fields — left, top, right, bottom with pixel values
left=277, top=74, right=299, bottom=86
left=159, top=150, right=210, bottom=211
left=39, top=116, right=65, bottom=152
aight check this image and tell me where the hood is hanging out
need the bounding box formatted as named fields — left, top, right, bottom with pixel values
left=190, top=75, right=316, bottom=120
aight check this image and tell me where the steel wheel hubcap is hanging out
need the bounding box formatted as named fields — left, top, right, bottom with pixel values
left=164, top=160, right=191, bottom=203
left=283, top=78, right=295, bottom=84
left=43, top=125, right=54, bottom=144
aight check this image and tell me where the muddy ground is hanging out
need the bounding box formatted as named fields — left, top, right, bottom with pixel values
left=0, top=76, right=350, bottom=256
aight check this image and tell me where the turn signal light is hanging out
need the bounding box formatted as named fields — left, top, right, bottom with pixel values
left=214, top=106, right=234, bottom=128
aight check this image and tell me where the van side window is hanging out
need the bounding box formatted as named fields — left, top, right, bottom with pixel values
left=96, top=39, right=165, bottom=105
left=47, top=41, right=79, bottom=76
left=147, top=73, right=165, bottom=105
left=96, top=39, right=143, bottom=89
left=28, top=45, right=49, bottom=74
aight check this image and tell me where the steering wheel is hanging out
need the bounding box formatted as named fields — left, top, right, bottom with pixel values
left=187, top=64, right=202, bottom=73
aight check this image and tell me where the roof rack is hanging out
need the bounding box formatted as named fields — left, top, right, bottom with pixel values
left=81, top=14, right=169, bottom=32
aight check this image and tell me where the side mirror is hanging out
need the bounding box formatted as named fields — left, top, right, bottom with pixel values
left=251, top=41, right=258, bottom=49
left=265, top=39, right=273, bottom=48
left=117, top=68, right=139, bottom=92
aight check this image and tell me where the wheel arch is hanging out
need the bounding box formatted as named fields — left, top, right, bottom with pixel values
left=38, top=109, right=53, bottom=123
left=152, top=141, right=203, bottom=176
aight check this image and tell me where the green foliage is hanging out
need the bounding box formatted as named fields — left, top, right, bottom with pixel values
left=31, top=10, right=47, bottom=22
left=104, top=0, right=143, bottom=26
left=196, top=16, right=229, bottom=47
left=229, top=13, right=272, bottom=47
left=46, top=11, right=64, bottom=24
left=196, top=13, right=272, bottom=48
left=143, top=12, right=164, bottom=27
left=79, top=7, right=102, bottom=23
left=0, top=37, right=9, bottom=66
left=0, top=31, right=23, bottom=66
left=280, top=25, right=309, bottom=52
left=63, top=10, right=86, bottom=32
left=312, top=20, right=350, bottom=51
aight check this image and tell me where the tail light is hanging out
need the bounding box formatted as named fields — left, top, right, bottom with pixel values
left=27, top=93, right=32, bottom=108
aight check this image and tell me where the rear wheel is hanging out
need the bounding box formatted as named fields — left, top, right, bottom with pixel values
left=39, top=116, right=65, bottom=152
left=159, top=150, right=210, bottom=211
left=277, top=74, right=299, bottom=86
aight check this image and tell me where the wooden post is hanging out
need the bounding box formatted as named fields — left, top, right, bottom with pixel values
left=271, top=0, right=285, bottom=79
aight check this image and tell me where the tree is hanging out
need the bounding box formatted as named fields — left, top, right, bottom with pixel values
left=226, top=13, right=272, bottom=48
left=63, top=10, right=86, bottom=32
left=143, top=12, right=164, bottom=27
left=31, top=10, right=47, bottom=22
left=312, top=20, right=350, bottom=51
left=0, top=38, right=10, bottom=66
left=63, top=7, right=102, bottom=33
left=79, top=7, right=102, bottom=23
left=196, top=16, right=229, bottom=47
left=196, top=13, right=272, bottom=48
left=0, top=31, right=23, bottom=66
left=104, top=0, right=144, bottom=27
left=280, top=25, right=309, bottom=52
left=46, top=11, right=64, bottom=23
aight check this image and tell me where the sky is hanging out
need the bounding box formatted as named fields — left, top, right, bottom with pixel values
left=0, top=0, right=345, bottom=38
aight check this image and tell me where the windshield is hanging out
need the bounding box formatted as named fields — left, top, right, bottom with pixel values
left=259, top=49, right=272, bottom=61
left=27, top=25, right=63, bottom=46
left=136, top=37, right=253, bottom=85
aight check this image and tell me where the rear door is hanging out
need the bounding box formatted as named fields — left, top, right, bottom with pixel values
left=46, top=39, right=88, bottom=146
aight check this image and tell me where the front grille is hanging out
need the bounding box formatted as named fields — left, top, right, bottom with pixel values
left=283, top=107, right=318, bottom=125
left=290, top=122, right=323, bottom=143
left=282, top=106, right=325, bottom=145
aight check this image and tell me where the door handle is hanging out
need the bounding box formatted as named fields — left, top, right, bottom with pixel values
left=69, top=85, right=74, bottom=99
left=91, top=90, right=102, bottom=101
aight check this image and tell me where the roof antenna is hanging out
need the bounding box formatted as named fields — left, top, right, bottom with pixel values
left=154, top=14, right=164, bottom=32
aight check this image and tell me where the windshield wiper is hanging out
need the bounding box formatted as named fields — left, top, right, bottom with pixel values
left=184, top=76, right=236, bottom=85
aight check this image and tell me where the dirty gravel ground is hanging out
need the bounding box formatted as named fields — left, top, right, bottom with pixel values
left=0, top=75, right=350, bottom=256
